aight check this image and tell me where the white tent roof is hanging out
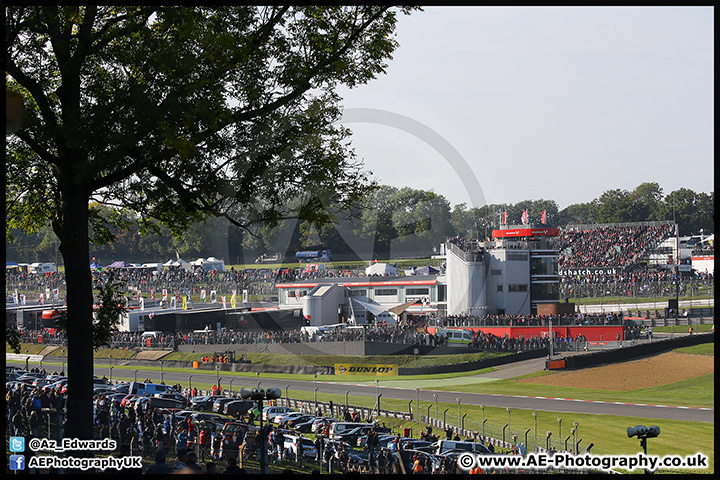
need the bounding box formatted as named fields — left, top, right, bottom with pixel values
left=365, top=262, right=398, bottom=276
left=351, top=298, right=415, bottom=317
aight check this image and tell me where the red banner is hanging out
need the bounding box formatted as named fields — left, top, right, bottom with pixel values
left=492, top=228, right=560, bottom=238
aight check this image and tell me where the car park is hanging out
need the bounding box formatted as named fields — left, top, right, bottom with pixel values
left=190, top=395, right=225, bottom=411
left=311, top=417, right=338, bottom=434
left=16, top=374, right=44, bottom=385
left=357, top=432, right=396, bottom=449
left=171, top=410, right=196, bottom=423
left=393, top=449, right=441, bottom=474
left=327, top=421, right=375, bottom=438
left=262, top=406, right=295, bottom=422
left=283, top=434, right=317, bottom=459
left=128, top=381, right=172, bottom=396
left=93, top=376, right=111, bottom=386
left=31, top=378, right=53, bottom=389
left=272, top=411, right=304, bottom=425
left=332, top=425, right=375, bottom=444
left=120, top=394, right=141, bottom=408
left=280, top=414, right=315, bottom=429
left=108, top=383, right=129, bottom=394
left=331, top=423, right=386, bottom=443
left=385, top=437, right=413, bottom=451
left=212, top=397, right=237, bottom=413
left=432, top=439, right=493, bottom=456
left=153, top=392, right=189, bottom=408
left=223, top=400, right=255, bottom=418
left=191, top=412, right=225, bottom=425
left=105, top=393, right=128, bottom=404
left=147, top=396, right=184, bottom=411
left=220, top=421, right=257, bottom=438
left=322, top=440, right=365, bottom=465
left=294, top=418, right=321, bottom=434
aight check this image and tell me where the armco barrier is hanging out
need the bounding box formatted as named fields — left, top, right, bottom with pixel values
left=562, top=332, right=713, bottom=370
left=398, top=348, right=547, bottom=376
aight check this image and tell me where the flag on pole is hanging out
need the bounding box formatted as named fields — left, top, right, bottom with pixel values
left=13, top=290, right=18, bottom=305
left=170, top=296, right=176, bottom=309
left=230, top=293, right=236, bottom=309
left=210, top=290, right=217, bottom=303
left=221, top=296, right=227, bottom=309
left=182, top=295, right=188, bottom=310
left=541, top=210, right=547, bottom=224
left=137, top=289, right=141, bottom=302
left=521, top=209, right=529, bottom=225
left=502, top=211, right=507, bottom=224
left=20, top=294, right=26, bottom=305
left=53, top=289, right=59, bottom=300
left=139, top=297, right=145, bottom=310
left=150, top=289, right=155, bottom=301
left=162, top=289, right=168, bottom=301
left=200, top=289, right=206, bottom=302
left=39, top=294, right=44, bottom=305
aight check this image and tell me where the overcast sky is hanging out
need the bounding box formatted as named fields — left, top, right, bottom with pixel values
left=335, top=6, right=713, bottom=211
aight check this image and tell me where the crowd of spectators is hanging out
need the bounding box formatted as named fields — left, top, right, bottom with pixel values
left=553, top=223, right=675, bottom=269
left=433, top=312, right=624, bottom=328
left=561, top=268, right=713, bottom=299
left=6, top=259, right=447, bottom=306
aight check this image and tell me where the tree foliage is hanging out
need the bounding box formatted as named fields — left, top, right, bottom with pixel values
left=5, top=5, right=418, bottom=442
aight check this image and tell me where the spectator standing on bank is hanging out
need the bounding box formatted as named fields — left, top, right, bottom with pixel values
left=144, top=449, right=174, bottom=475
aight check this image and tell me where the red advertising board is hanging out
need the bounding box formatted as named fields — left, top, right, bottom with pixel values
left=492, top=228, right=560, bottom=238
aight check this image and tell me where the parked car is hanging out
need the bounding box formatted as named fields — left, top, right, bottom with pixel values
left=331, top=424, right=376, bottom=443
left=262, top=406, right=296, bottom=422
left=294, top=418, right=321, bottom=434
left=191, top=412, right=225, bottom=426
left=272, top=411, right=304, bottom=425
left=223, top=400, right=255, bottom=418
left=431, top=439, right=493, bottom=456
left=147, top=397, right=185, bottom=411
left=212, top=397, right=237, bottom=414
left=283, top=434, right=317, bottom=459
left=153, top=392, right=189, bottom=408
left=280, top=414, right=315, bottom=429
left=311, top=417, right=338, bottom=434
left=190, top=395, right=225, bottom=412
left=171, top=410, right=196, bottom=424
left=108, top=383, right=130, bottom=394
left=220, top=421, right=257, bottom=438
left=322, top=440, right=365, bottom=465
left=394, top=449, right=441, bottom=474
left=120, top=394, right=142, bottom=408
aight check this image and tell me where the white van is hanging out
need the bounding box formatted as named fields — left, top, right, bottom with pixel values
left=437, top=328, right=474, bottom=346
left=29, top=263, right=57, bottom=274
left=141, top=331, right=163, bottom=338
left=128, top=381, right=173, bottom=396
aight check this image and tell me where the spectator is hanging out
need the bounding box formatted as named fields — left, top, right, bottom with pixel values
left=144, top=449, right=174, bottom=475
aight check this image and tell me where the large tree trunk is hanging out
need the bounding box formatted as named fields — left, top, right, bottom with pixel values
left=58, top=187, right=95, bottom=445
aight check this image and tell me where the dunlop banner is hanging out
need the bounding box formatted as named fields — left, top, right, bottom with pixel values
left=335, top=364, right=398, bottom=376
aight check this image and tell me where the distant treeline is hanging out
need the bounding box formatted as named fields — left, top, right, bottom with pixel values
left=6, top=182, right=713, bottom=265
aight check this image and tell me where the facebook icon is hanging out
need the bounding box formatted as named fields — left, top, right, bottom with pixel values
left=10, top=455, right=25, bottom=471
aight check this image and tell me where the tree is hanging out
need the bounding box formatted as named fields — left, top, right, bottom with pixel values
left=594, top=189, right=635, bottom=224
left=630, top=182, right=663, bottom=222
left=5, top=5, right=417, bottom=443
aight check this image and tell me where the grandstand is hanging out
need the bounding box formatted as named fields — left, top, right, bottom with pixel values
left=553, top=221, right=675, bottom=272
